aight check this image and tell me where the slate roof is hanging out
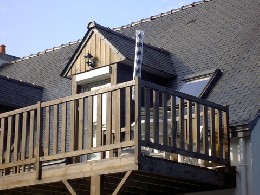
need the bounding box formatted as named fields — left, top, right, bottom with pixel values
left=0, top=0, right=259, bottom=128
left=62, top=22, right=174, bottom=77
left=0, top=75, right=43, bottom=108
left=114, top=0, right=260, bottom=127
left=0, top=41, right=80, bottom=102
left=0, top=53, right=19, bottom=66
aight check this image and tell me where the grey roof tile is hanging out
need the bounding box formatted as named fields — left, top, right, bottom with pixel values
left=116, top=0, right=260, bottom=126
left=0, top=42, right=80, bottom=102
left=0, top=75, right=43, bottom=108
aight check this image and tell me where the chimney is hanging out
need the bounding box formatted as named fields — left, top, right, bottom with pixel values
left=0, top=45, right=6, bottom=54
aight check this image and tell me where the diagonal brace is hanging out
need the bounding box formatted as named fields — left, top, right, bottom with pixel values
left=62, top=179, right=77, bottom=195
left=112, top=171, right=132, bottom=195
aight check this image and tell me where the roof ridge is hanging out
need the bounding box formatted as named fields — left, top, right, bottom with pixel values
left=91, top=22, right=170, bottom=54
left=113, top=0, right=211, bottom=31
left=6, top=39, right=82, bottom=65
left=0, top=75, right=43, bottom=89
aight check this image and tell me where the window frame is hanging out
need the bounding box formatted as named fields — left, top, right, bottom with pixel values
left=177, top=69, right=222, bottom=98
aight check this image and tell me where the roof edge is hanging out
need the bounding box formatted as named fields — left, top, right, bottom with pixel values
left=1, top=40, right=81, bottom=67
left=91, top=21, right=170, bottom=54
left=0, top=75, right=44, bottom=90
left=113, top=0, right=212, bottom=31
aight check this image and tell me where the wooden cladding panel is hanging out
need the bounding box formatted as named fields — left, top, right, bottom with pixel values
left=68, top=32, right=124, bottom=76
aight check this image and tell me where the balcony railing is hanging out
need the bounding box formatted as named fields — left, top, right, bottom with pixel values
left=0, top=78, right=230, bottom=179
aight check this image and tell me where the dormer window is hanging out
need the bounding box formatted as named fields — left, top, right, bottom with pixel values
left=178, top=69, right=221, bottom=98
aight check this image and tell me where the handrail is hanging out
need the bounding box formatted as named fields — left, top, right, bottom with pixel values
left=0, top=78, right=230, bottom=178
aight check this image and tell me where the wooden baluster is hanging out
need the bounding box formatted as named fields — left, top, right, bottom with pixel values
left=78, top=99, right=84, bottom=150
left=21, top=112, right=27, bottom=172
left=162, top=93, right=168, bottom=146
left=0, top=118, right=6, bottom=164
left=203, top=106, right=209, bottom=156
left=144, top=88, right=150, bottom=143
left=96, top=94, right=102, bottom=148
left=125, top=87, right=131, bottom=142
left=6, top=116, right=13, bottom=164
left=171, top=95, right=178, bottom=161
left=114, top=89, right=121, bottom=156
left=153, top=90, right=159, bottom=144
left=223, top=106, right=230, bottom=162
left=70, top=100, right=75, bottom=152
left=29, top=110, right=35, bottom=160
left=36, top=101, right=42, bottom=179
left=53, top=105, right=59, bottom=154
left=14, top=114, right=21, bottom=163
left=210, top=108, right=216, bottom=157
left=195, top=103, right=200, bottom=153
left=61, top=102, right=67, bottom=153
left=87, top=96, right=93, bottom=149
left=217, top=110, right=223, bottom=158
left=187, top=100, right=193, bottom=151
left=179, top=98, right=185, bottom=150
left=44, top=107, right=50, bottom=156
left=106, top=92, right=113, bottom=157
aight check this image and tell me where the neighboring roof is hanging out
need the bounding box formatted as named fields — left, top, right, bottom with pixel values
left=114, top=0, right=260, bottom=126
left=0, top=53, right=19, bottom=66
left=0, top=75, right=43, bottom=108
left=0, top=41, right=80, bottom=102
left=62, top=22, right=174, bottom=77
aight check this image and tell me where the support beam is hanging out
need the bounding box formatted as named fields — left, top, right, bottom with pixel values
left=91, top=175, right=104, bottom=195
left=62, top=180, right=77, bottom=195
left=112, top=171, right=132, bottom=195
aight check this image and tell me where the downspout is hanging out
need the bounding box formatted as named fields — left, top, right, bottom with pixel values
left=239, top=137, right=247, bottom=195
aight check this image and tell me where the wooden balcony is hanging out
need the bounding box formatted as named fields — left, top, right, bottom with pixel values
left=0, top=78, right=234, bottom=194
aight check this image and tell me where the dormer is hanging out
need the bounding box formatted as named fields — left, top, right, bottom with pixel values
left=62, top=22, right=175, bottom=90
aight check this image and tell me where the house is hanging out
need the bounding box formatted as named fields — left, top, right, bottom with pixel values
left=0, top=45, right=19, bottom=66
left=0, top=0, right=259, bottom=194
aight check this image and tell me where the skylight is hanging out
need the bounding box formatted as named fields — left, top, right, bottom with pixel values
left=178, top=77, right=210, bottom=97
left=178, top=69, right=221, bottom=98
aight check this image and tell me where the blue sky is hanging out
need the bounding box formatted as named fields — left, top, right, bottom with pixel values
left=0, top=0, right=194, bottom=57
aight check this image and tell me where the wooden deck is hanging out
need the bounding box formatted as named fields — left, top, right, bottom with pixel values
left=0, top=78, right=234, bottom=194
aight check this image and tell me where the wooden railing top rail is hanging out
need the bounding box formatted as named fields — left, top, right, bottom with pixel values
left=0, top=104, right=38, bottom=118
left=41, top=80, right=135, bottom=107
left=0, top=80, right=135, bottom=119
left=140, top=80, right=228, bottom=112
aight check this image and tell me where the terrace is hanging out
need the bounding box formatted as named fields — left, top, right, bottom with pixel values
left=0, top=78, right=234, bottom=194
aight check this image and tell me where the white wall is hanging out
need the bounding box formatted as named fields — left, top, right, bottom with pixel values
left=251, top=118, right=260, bottom=195
left=184, top=136, right=252, bottom=195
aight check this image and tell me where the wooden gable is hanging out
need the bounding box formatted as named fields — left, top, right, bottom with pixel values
left=67, top=30, right=125, bottom=76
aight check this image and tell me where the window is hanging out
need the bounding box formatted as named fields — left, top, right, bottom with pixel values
left=178, top=69, right=221, bottom=98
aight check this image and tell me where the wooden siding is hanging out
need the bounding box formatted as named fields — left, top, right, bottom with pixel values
left=67, top=32, right=124, bottom=76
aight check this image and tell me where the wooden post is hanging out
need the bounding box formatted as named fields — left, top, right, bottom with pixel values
left=134, top=77, right=141, bottom=164
left=223, top=105, right=230, bottom=164
left=90, top=175, right=104, bottom=195
left=36, top=101, right=42, bottom=179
